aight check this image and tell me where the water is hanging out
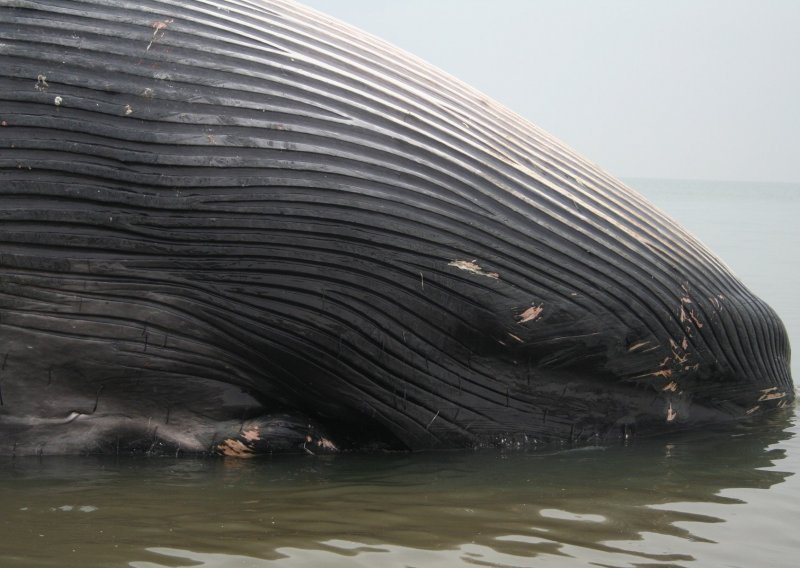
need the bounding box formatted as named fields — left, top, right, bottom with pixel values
left=1, top=179, right=798, bottom=567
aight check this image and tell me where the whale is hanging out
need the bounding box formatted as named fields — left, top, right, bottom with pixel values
left=0, top=0, right=793, bottom=455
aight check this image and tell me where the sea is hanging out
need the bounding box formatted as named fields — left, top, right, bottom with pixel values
left=1, top=179, right=798, bottom=567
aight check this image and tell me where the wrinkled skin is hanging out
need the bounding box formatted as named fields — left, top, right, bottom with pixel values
left=0, top=0, right=793, bottom=455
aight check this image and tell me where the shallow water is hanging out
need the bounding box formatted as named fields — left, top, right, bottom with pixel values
left=1, top=179, right=798, bottom=567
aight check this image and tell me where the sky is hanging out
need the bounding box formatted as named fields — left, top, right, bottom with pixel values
left=300, top=0, right=800, bottom=184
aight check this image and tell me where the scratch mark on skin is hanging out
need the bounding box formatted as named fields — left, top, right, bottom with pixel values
left=628, top=340, right=651, bottom=352
left=147, top=19, right=174, bottom=51
left=507, top=332, right=523, bottom=343
left=148, top=427, right=160, bottom=455
left=758, top=387, right=787, bottom=402
left=745, top=405, right=761, bottom=415
left=448, top=259, right=500, bottom=279
left=517, top=304, right=544, bottom=324
left=92, top=385, right=104, bottom=413
left=426, top=409, right=440, bottom=430
left=666, top=403, right=677, bottom=422
left=662, top=381, right=678, bottom=392
left=632, top=368, right=672, bottom=380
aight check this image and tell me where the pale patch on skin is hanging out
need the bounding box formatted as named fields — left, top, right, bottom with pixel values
left=517, top=304, right=544, bottom=324
left=447, top=260, right=500, bottom=279
left=217, top=438, right=254, bottom=458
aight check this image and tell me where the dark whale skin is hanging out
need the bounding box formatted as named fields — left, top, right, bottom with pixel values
left=0, top=0, right=792, bottom=455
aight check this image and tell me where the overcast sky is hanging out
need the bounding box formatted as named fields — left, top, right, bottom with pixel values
left=301, top=0, right=799, bottom=184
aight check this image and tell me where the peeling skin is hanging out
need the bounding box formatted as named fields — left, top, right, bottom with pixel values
left=217, top=438, right=254, bottom=458
left=678, top=288, right=704, bottom=332
left=637, top=336, right=698, bottom=382
left=316, top=437, right=338, bottom=451
left=147, top=19, right=174, bottom=51
left=517, top=304, right=544, bottom=324
left=666, top=403, right=677, bottom=422
left=447, top=259, right=499, bottom=279
left=758, top=387, right=786, bottom=402
left=241, top=426, right=260, bottom=442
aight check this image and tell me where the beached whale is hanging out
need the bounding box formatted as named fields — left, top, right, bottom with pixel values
left=0, top=0, right=792, bottom=455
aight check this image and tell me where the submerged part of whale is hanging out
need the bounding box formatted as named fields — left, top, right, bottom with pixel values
left=0, top=0, right=793, bottom=455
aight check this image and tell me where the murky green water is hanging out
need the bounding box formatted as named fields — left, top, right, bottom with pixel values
left=1, top=180, right=798, bottom=567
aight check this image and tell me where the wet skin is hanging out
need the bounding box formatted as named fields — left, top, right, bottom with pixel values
left=0, top=0, right=792, bottom=455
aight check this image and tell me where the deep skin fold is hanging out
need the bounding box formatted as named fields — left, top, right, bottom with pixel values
left=0, top=0, right=793, bottom=456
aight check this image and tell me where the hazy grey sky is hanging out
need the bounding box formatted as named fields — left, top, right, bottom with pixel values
left=301, top=0, right=799, bottom=183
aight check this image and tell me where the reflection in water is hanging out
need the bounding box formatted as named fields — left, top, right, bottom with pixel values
left=0, top=408, right=796, bottom=568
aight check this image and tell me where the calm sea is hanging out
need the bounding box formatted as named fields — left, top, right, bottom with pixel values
left=1, top=179, right=798, bottom=567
